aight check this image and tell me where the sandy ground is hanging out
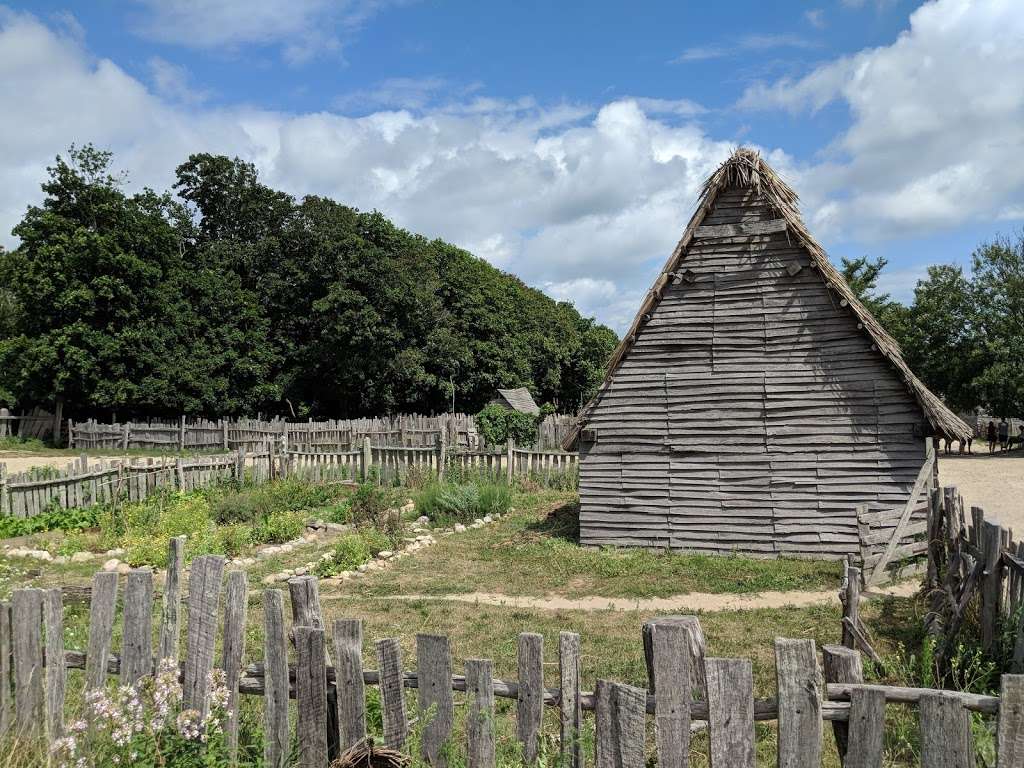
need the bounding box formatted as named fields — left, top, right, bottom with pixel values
left=938, top=450, right=1024, bottom=533
left=0, top=453, right=127, bottom=475
left=375, top=581, right=919, bottom=613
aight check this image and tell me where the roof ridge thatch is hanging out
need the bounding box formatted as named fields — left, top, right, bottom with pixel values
left=564, top=147, right=972, bottom=447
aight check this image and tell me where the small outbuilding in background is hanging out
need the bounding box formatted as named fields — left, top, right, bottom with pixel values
left=488, top=387, right=541, bottom=416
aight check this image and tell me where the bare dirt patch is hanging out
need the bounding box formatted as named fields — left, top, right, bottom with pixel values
left=938, top=451, right=1024, bottom=532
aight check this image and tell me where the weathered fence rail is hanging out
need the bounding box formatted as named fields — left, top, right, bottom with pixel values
left=1, top=547, right=1022, bottom=766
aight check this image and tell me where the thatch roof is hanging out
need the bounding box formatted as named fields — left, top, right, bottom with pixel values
left=493, top=387, right=541, bottom=415
left=565, top=148, right=972, bottom=447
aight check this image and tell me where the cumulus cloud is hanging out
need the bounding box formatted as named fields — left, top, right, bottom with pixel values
left=740, top=0, right=1024, bottom=241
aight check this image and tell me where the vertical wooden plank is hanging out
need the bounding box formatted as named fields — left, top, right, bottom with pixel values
left=376, top=637, right=408, bottom=749
left=417, top=634, right=454, bottom=768
left=517, top=632, right=544, bottom=764
left=775, top=638, right=822, bottom=768
left=982, top=520, right=1004, bottom=656
left=997, top=675, right=1024, bottom=768
left=612, top=684, right=647, bottom=768
left=653, top=623, right=691, bottom=768
left=0, top=601, right=11, bottom=736
left=822, top=644, right=863, bottom=762
left=183, top=555, right=225, bottom=717
left=43, top=588, right=65, bottom=741
left=86, top=571, right=118, bottom=690
left=263, top=590, right=290, bottom=768
left=594, top=679, right=614, bottom=768
left=121, top=568, right=154, bottom=685
left=12, top=589, right=44, bottom=736
left=705, top=658, right=754, bottom=768
left=332, top=619, right=366, bottom=751
left=295, top=626, right=329, bottom=768
left=920, top=692, right=973, bottom=767
left=221, top=571, right=248, bottom=764
left=465, top=659, right=495, bottom=768
left=158, top=535, right=186, bottom=662
left=844, top=688, right=885, bottom=768
left=642, top=615, right=706, bottom=699
left=559, top=632, right=582, bottom=768
left=289, top=575, right=341, bottom=760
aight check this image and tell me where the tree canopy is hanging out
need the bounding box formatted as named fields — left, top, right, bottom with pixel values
left=0, top=146, right=618, bottom=418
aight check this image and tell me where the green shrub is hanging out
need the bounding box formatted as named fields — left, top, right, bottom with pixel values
left=349, top=480, right=402, bottom=539
left=414, top=480, right=512, bottom=524
left=474, top=403, right=540, bottom=447
left=0, top=502, right=98, bottom=539
left=314, top=534, right=372, bottom=578
left=249, top=509, right=306, bottom=546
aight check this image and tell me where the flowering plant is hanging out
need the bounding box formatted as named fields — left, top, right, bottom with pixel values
left=54, top=659, right=234, bottom=768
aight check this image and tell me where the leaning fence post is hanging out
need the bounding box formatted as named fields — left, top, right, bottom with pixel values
left=841, top=562, right=862, bottom=650
left=982, top=518, right=1004, bottom=656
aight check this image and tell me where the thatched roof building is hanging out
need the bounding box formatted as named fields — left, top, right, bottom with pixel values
left=567, top=148, right=970, bottom=558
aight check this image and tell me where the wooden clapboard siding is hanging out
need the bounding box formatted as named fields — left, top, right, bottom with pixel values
left=579, top=186, right=930, bottom=558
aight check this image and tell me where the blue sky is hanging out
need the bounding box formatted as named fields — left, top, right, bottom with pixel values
left=1, top=0, right=1021, bottom=331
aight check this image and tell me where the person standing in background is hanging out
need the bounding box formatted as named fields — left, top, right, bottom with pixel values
left=987, top=420, right=998, bottom=453
left=998, top=417, right=1010, bottom=451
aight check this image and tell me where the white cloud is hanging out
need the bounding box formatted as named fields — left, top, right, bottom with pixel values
left=130, top=0, right=400, bottom=63
left=672, top=34, right=819, bottom=63
left=804, top=9, right=826, bottom=29
left=148, top=57, right=211, bottom=104
left=0, top=9, right=739, bottom=333
left=740, top=0, right=1024, bottom=241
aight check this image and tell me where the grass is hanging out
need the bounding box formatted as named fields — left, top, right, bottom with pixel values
left=414, top=480, right=513, bottom=525
left=347, top=492, right=842, bottom=599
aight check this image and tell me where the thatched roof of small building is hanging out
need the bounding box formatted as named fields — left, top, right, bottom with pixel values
left=565, top=148, right=972, bottom=447
left=493, top=387, right=540, bottom=415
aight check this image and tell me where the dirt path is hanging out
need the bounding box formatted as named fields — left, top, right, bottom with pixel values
left=350, top=581, right=918, bottom=613
left=0, top=454, right=116, bottom=474
left=938, top=451, right=1024, bottom=532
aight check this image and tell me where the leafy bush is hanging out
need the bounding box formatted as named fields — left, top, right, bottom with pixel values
left=0, top=502, right=98, bottom=539
left=414, top=480, right=512, bottom=524
left=314, top=534, right=372, bottom=578
left=248, top=509, right=306, bottom=546
left=349, top=480, right=401, bottom=536
left=474, top=403, right=540, bottom=447
left=0, top=435, right=48, bottom=451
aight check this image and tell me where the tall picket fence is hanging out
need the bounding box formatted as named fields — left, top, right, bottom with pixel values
left=1, top=546, right=1022, bottom=766
left=67, top=413, right=578, bottom=453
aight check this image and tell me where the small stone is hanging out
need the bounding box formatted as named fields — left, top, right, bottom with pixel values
left=416, top=515, right=429, bottom=524
left=295, top=567, right=308, bottom=576
left=378, top=550, right=393, bottom=559
left=102, top=558, right=120, bottom=572
left=323, top=522, right=349, bottom=533
left=483, top=515, right=493, bottom=523
left=320, top=552, right=333, bottom=561
left=471, top=521, right=484, bottom=529
left=356, top=564, right=369, bottom=573
left=262, top=574, right=278, bottom=585
left=31, top=550, right=53, bottom=561
left=400, top=501, right=415, bottom=514
left=105, top=548, right=126, bottom=557
left=53, top=555, right=68, bottom=564
left=454, top=524, right=466, bottom=533
left=282, top=569, right=295, bottom=578
left=116, top=563, right=132, bottom=575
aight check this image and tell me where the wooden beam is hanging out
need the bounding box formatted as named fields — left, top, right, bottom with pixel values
left=694, top=219, right=788, bottom=238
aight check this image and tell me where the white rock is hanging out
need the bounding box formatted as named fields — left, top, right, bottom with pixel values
left=105, top=548, right=126, bottom=557
left=454, top=524, right=466, bottom=533
left=416, top=515, right=429, bottom=524
left=378, top=550, right=393, bottom=559
left=295, top=567, right=308, bottom=576
left=483, top=515, right=493, bottom=523
left=53, top=555, right=68, bottom=564
left=473, top=518, right=484, bottom=525
left=470, top=521, right=484, bottom=529
left=262, top=574, right=279, bottom=585
left=102, top=558, right=120, bottom=572
left=116, top=563, right=132, bottom=575
left=320, top=552, right=334, bottom=561
left=356, top=564, right=369, bottom=573
left=279, top=544, right=294, bottom=554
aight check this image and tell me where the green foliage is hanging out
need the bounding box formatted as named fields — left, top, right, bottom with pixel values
left=349, top=479, right=402, bottom=531
left=0, top=502, right=98, bottom=539
left=247, top=508, right=306, bottom=546
left=474, top=403, right=540, bottom=447
left=414, top=480, right=513, bottom=524
left=0, top=436, right=48, bottom=452
left=0, top=147, right=617, bottom=420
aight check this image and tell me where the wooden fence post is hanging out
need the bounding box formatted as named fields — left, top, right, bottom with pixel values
left=920, top=692, right=973, bottom=767
left=643, top=615, right=706, bottom=699
left=0, top=464, right=8, bottom=518
left=12, top=588, right=44, bottom=737
left=517, top=632, right=543, bottom=764
left=263, top=590, right=290, bottom=768
left=822, top=644, right=863, bottom=763
left=705, top=658, right=754, bottom=768
left=121, top=568, right=154, bottom=685
left=44, top=588, right=65, bottom=742
left=559, top=632, right=582, bottom=768
left=775, top=638, right=822, bottom=768
left=466, top=659, right=495, bottom=768
left=183, top=555, right=225, bottom=717
left=222, top=419, right=229, bottom=451
left=653, top=622, right=691, bottom=768
left=222, top=571, right=248, bottom=764
left=179, top=415, right=186, bottom=452
left=998, top=675, right=1024, bottom=767
left=982, top=519, right=1004, bottom=656
left=295, top=627, right=329, bottom=768
left=0, top=601, right=11, bottom=735
left=417, top=634, right=455, bottom=768
left=506, top=439, right=515, bottom=484
left=362, top=437, right=373, bottom=482
left=67, top=418, right=73, bottom=449
left=845, top=688, right=885, bottom=768
left=86, top=572, right=118, bottom=690
left=436, top=433, right=446, bottom=480
left=332, top=619, right=367, bottom=751
left=376, top=637, right=408, bottom=749
left=841, top=562, right=861, bottom=650
left=159, top=536, right=186, bottom=662
left=122, top=422, right=130, bottom=451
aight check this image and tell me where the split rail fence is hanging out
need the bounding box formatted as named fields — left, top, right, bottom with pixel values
left=1, top=439, right=577, bottom=519
left=1, top=543, right=1023, bottom=767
